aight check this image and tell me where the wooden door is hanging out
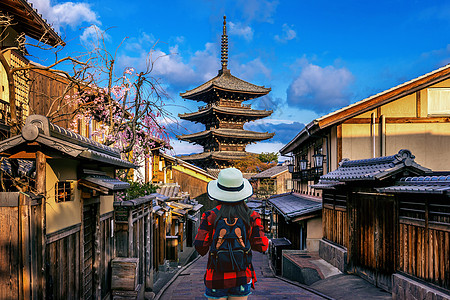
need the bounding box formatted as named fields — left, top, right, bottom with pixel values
left=83, top=204, right=96, bottom=300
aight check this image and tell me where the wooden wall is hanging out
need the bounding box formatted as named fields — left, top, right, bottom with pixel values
left=348, top=193, right=397, bottom=275
left=100, top=212, right=114, bottom=299
left=0, top=193, right=43, bottom=299
left=322, top=191, right=348, bottom=248
left=28, top=69, right=75, bottom=129
left=397, top=195, right=450, bottom=289
left=46, top=225, right=81, bottom=299
left=173, top=169, right=208, bottom=200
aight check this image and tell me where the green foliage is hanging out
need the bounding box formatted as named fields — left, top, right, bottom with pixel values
left=118, top=180, right=158, bottom=201
left=258, top=152, right=279, bottom=163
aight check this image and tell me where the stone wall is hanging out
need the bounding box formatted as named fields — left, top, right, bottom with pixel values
left=318, top=239, right=347, bottom=273
left=392, top=273, right=450, bottom=300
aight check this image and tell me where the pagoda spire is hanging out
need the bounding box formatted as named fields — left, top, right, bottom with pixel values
left=220, top=15, right=229, bottom=72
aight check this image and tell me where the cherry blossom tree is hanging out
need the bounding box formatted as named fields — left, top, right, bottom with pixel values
left=1, top=17, right=173, bottom=166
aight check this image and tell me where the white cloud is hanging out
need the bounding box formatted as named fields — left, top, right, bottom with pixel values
left=118, top=41, right=219, bottom=88
left=234, top=58, right=271, bottom=81
left=274, top=24, right=297, bottom=43
left=237, top=0, right=279, bottom=23
left=229, top=22, right=254, bottom=41
left=287, top=60, right=354, bottom=114
left=169, top=140, right=203, bottom=156
left=29, top=0, right=100, bottom=32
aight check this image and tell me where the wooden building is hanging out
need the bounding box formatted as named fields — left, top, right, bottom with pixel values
left=0, top=115, right=134, bottom=299
left=177, top=16, right=274, bottom=169
left=313, top=149, right=450, bottom=299
left=0, top=0, right=64, bottom=138
left=281, top=64, right=450, bottom=197
left=250, top=165, right=291, bottom=199
left=268, top=193, right=322, bottom=251
left=378, top=176, right=450, bottom=299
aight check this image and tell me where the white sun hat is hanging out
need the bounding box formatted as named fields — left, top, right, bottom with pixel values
left=207, top=168, right=253, bottom=202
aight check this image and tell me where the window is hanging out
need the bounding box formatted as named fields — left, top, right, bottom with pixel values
left=427, top=88, right=450, bottom=116
left=55, top=181, right=74, bottom=202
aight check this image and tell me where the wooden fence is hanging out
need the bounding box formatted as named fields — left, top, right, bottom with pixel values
left=397, top=194, right=450, bottom=289
left=0, top=192, right=43, bottom=299
left=114, top=196, right=153, bottom=290
left=322, top=190, right=349, bottom=248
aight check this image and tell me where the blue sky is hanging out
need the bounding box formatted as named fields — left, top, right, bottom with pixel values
left=28, top=0, right=450, bottom=157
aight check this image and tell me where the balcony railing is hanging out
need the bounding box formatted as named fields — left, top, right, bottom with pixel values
left=292, top=167, right=324, bottom=181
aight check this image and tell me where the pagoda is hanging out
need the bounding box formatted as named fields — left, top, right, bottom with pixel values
left=177, top=16, right=274, bottom=169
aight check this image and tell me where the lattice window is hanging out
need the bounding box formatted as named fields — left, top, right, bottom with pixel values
left=428, top=197, right=450, bottom=226
left=10, top=51, right=29, bottom=124
left=399, top=196, right=426, bottom=226
left=55, top=181, right=75, bottom=202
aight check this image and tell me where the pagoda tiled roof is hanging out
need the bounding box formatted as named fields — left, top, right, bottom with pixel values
left=180, top=70, right=271, bottom=100
left=178, top=151, right=251, bottom=162
left=179, top=104, right=273, bottom=121
left=177, top=128, right=274, bottom=142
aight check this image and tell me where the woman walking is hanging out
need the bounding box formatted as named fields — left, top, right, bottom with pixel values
left=194, top=168, right=269, bottom=300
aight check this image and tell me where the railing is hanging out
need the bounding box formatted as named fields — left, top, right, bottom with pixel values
left=292, top=167, right=324, bottom=181
left=0, top=99, right=25, bottom=126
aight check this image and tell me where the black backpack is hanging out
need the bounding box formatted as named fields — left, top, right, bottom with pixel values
left=209, top=207, right=252, bottom=272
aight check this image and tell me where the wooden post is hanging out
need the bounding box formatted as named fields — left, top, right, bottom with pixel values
left=178, top=221, right=184, bottom=252
left=36, top=151, right=46, bottom=299
left=128, top=208, right=134, bottom=257
left=145, top=204, right=153, bottom=290
left=94, top=203, right=101, bottom=300
left=20, top=193, right=31, bottom=299
left=145, top=157, right=149, bottom=183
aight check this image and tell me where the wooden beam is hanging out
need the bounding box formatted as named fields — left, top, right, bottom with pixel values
left=337, top=124, right=342, bottom=167
left=36, top=151, right=46, bottom=298
left=318, top=66, right=450, bottom=129
left=416, top=91, right=421, bottom=118
left=343, top=117, right=450, bottom=124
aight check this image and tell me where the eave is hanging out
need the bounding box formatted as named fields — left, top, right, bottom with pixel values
left=179, top=105, right=273, bottom=121
left=0, top=0, right=64, bottom=46
left=177, top=128, right=274, bottom=143
left=281, top=64, right=450, bottom=155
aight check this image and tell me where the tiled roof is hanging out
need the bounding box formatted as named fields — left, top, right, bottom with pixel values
left=179, top=105, right=272, bottom=121
left=268, top=192, right=322, bottom=220
left=178, top=151, right=250, bottom=162
left=0, top=115, right=135, bottom=169
left=281, top=64, right=450, bottom=155
left=251, top=165, right=288, bottom=179
left=157, top=184, right=181, bottom=199
left=377, top=175, right=450, bottom=195
left=180, top=70, right=270, bottom=100
left=315, top=149, right=430, bottom=185
left=1, top=0, right=64, bottom=46
left=177, top=128, right=274, bottom=142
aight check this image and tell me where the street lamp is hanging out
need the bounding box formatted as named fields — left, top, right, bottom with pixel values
left=299, top=158, right=308, bottom=171
left=313, top=153, right=325, bottom=168
left=287, top=161, right=295, bottom=173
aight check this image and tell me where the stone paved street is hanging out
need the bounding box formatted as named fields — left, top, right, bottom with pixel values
left=157, top=251, right=328, bottom=300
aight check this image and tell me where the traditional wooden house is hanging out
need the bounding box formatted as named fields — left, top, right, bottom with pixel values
left=250, top=165, right=291, bottom=199
left=268, top=192, right=322, bottom=252
left=312, top=149, right=450, bottom=299
left=280, top=64, right=450, bottom=197
left=0, top=0, right=64, bottom=137
left=377, top=175, right=450, bottom=299
left=177, top=16, right=273, bottom=169
left=0, top=115, right=134, bottom=299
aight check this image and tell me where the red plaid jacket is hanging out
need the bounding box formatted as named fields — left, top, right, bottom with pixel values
left=194, top=205, right=269, bottom=289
